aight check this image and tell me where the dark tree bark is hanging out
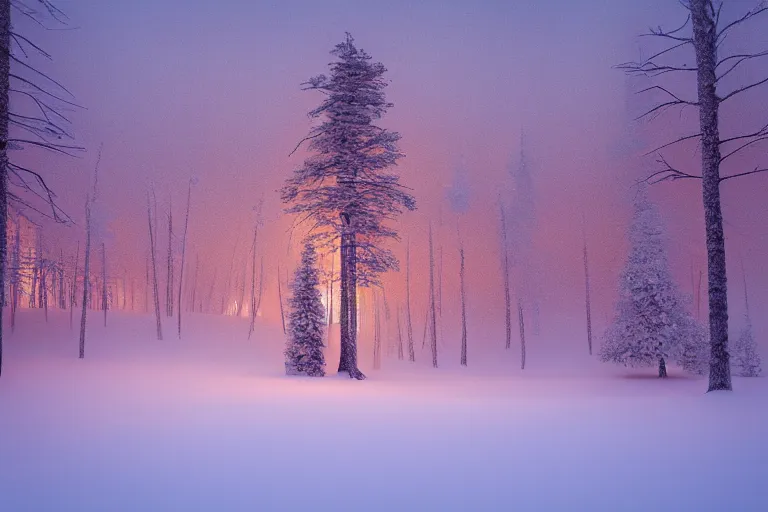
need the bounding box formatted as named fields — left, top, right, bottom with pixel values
left=691, top=0, right=730, bottom=392
left=101, top=242, right=107, bottom=327
left=277, top=263, right=286, bottom=334
left=428, top=224, right=438, bottom=368
left=10, top=215, right=19, bottom=333
left=166, top=203, right=173, bottom=317
left=518, top=300, right=526, bottom=370
left=405, top=239, right=415, bottom=362
left=147, top=193, right=163, bottom=340
left=583, top=219, right=593, bottom=355
left=396, top=305, right=404, bottom=360
left=658, top=357, right=667, bottom=378
left=459, top=242, right=468, bottom=367
left=0, top=0, right=9, bottom=375
left=177, top=182, right=190, bottom=338
left=373, top=291, right=381, bottom=370
left=499, top=204, right=512, bottom=350
left=79, top=195, right=92, bottom=359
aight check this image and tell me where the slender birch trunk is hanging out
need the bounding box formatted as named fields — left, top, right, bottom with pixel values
left=396, top=306, right=404, bottom=360
left=248, top=224, right=258, bottom=339
left=373, top=291, right=381, bottom=370
left=10, top=216, right=20, bottom=333
left=177, top=182, right=191, bottom=338
left=405, top=239, right=415, bottom=362
left=428, top=224, right=438, bottom=368
left=459, top=241, right=468, bottom=366
left=277, top=262, right=286, bottom=334
left=79, top=195, right=92, bottom=359
left=500, top=204, right=512, bottom=350
left=101, top=243, right=107, bottom=327
left=166, top=203, right=173, bottom=317
left=582, top=220, right=593, bottom=355
left=518, top=299, right=526, bottom=370
left=327, top=252, right=334, bottom=344
left=147, top=194, right=163, bottom=340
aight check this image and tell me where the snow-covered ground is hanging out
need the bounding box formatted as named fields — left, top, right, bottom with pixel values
left=1, top=309, right=766, bottom=511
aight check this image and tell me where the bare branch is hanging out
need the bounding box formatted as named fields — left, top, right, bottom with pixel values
left=716, top=50, right=768, bottom=82
left=643, top=155, right=702, bottom=184
left=636, top=85, right=696, bottom=104
left=9, top=138, right=84, bottom=157
left=637, top=99, right=697, bottom=121
left=9, top=73, right=82, bottom=107
left=720, top=136, right=768, bottom=163
left=717, top=4, right=768, bottom=41
left=719, top=75, right=768, bottom=102
left=719, top=167, right=768, bottom=183
left=9, top=31, right=51, bottom=59
left=644, top=132, right=701, bottom=155
left=720, top=122, right=768, bottom=145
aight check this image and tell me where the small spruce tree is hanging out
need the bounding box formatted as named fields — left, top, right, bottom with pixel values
left=285, top=242, right=326, bottom=377
left=600, top=188, right=695, bottom=378
left=678, top=319, right=709, bottom=375
left=733, top=317, right=761, bottom=378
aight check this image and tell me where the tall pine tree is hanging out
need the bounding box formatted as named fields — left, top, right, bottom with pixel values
left=600, top=188, right=700, bottom=378
left=281, top=34, right=416, bottom=379
left=285, top=242, right=326, bottom=377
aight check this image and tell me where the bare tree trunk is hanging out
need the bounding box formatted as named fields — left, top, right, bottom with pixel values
left=101, top=243, right=107, bottom=327
left=147, top=194, right=163, bottom=340
left=42, top=264, right=48, bottom=322
left=37, top=235, right=43, bottom=310
left=405, top=239, right=415, bottom=362
left=190, top=256, right=198, bottom=314
left=658, top=357, right=667, bottom=378
left=166, top=203, right=173, bottom=317
left=10, top=215, right=19, bottom=333
left=79, top=196, right=92, bottom=359
left=691, top=0, right=731, bottom=392
left=177, top=182, right=191, bottom=338
left=59, top=251, right=65, bottom=309
left=518, top=299, right=526, bottom=370
left=460, top=241, right=468, bottom=366
left=373, top=291, right=381, bottom=370
left=277, top=262, right=286, bottom=334
left=582, top=218, right=593, bottom=355
left=428, top=224, right=438, bottom=368
left=236, top=260, right=246, bottom=318
left=248, top=224, right=258, bottom=339
left=396, top=306, right=404, bottom=360
left=327, top=252, right=334, bottom=343
left=144, top=255, right=149, bottom=314
left=500, top=204, right=512, bottom=350
left=0, top=0, right=9, bottom=376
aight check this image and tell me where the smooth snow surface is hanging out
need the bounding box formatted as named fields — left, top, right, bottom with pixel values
left=1, top=310, right=766, bottom=511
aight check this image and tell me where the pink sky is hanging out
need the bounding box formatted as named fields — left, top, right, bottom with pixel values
left=13, top=0, right=768, bottom=349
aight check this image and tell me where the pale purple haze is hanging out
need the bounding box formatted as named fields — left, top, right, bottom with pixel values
left=14, top=0, right=768, bottom=347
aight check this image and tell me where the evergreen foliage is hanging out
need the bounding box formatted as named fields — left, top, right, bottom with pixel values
left=733, top=317, right=762, bottom=377
left=285, top=243, right=326, bottom=377
left=600, top=189, right=703, bottom=377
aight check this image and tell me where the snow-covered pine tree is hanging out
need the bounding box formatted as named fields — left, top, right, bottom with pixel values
left=285, top=242, right=326, bottom=377
left=281, top=33, right=416, bottom=379
left=732, top=317, right=761, bottom=377
left=678, top=318, right=709, bottom=375
left=732, top=270, right=761, bottom=377
left=600, top=188, right=694, bottom=378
